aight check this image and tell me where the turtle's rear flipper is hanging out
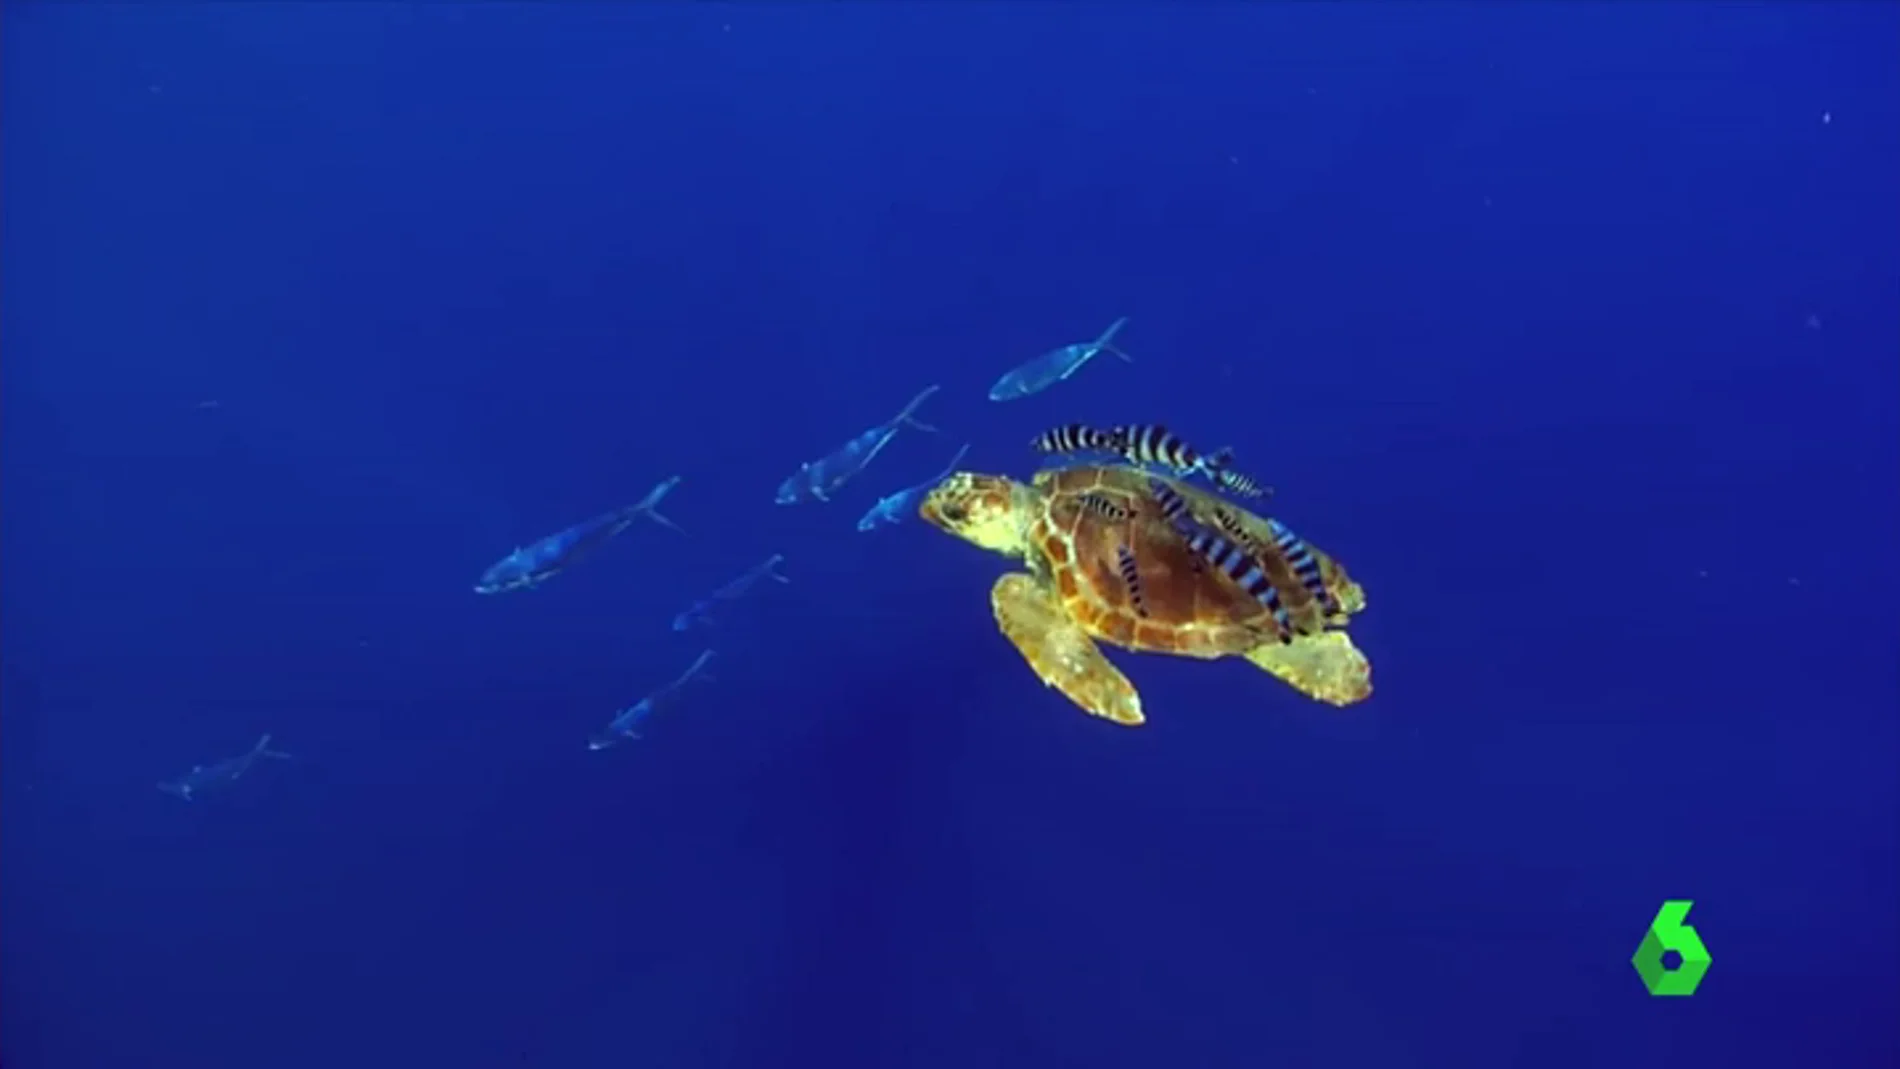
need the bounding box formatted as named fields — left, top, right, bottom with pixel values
left=1244, top=630, right=1372, bottom=707
left=991, top=573, right=1144, bottom=726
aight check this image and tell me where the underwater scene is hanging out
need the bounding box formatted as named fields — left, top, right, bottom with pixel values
left=3, top=5, right=1896, bottom=1068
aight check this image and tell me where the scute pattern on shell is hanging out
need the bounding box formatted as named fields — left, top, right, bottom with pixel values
left=1025, top=466, right=1274, bottom=659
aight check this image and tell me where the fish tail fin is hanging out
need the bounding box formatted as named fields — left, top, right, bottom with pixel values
left=1095, top=316, right=1129, bottom=348
left=1104, top=343, right=1134, bottom=364
left=637, top=475, right=681, bottom=510
left=765, top=555, right=791, bottom=584
left=892, top=384, right=941, bottom=432
left=251, top=734, right=293, bottom=760
left=681, top=649, right=717, bottom=685
left=635, top=477, right=686, bottom=533
left=643, top=507, right=686, bottom=534
left=936, top=442, right=973, bottom=481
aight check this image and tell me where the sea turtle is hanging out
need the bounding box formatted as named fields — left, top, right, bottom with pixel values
left=918, top=464, right=1371, bottom=726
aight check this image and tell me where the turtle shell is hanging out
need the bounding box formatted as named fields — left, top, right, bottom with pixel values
left=1026, top=465, right=1280, bottom=658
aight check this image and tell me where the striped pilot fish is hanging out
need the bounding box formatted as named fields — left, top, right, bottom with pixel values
left=1146, top=478, right=1295, bottom=643
left=1203, top=506, right=1339, bottom=635
left=1029, top=423, right=1126, bottom=460
left=1032, top=423, right=1270, bottom=499
left=1256, top=516, right=1337, bottom=617
left=1111, top=424, right=1270, bottom=499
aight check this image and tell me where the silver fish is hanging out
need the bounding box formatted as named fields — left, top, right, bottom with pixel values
left=159, top=734, right=293, bottom=801
left=673, top=554, right=790, bottom=631
left=475, top=476, right=684, bottom=594
left=776, top=386, right=939, bottom=504
left=588, top=649, right=716, bottom=750
left=856, top=443, right=972, bottom=532
left=988, top=316, right=1131, bottom=401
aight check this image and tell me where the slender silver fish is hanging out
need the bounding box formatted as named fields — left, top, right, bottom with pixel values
left=776, top=386, right=940, bottom=504
left=988, top=317, right=1131, bottom=401
left=475, top=477, right=685, bottom=594
left=856, top=443, right=972, bottom=532
left=159, top=734, right=293, bottom=801
left=588, top=649, right=716, bottom=750
left=673, top=554, right=791, bottom=631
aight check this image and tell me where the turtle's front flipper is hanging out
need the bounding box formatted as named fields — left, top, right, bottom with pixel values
left=991, top=573, right=1145, bottom=726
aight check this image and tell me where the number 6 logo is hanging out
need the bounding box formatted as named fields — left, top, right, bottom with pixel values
left=1632, top=900, right=1712, bottom=996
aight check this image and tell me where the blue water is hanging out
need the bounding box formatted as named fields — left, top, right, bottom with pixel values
left=4, top=6, right=1896, bottom=1068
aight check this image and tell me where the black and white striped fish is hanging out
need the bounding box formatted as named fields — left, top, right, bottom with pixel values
left=1076, top=493, right=1135, bottom=522
left=1113, top=424, right=1270, bottom=499
left=1208, top=466, right=1270, bottom=499
left=1034, top=422, right=1271, bottom=499
left=1115, top=543, right=1150, bottom=617
left=1208, top=508, right=1326, bottom=635
left=1263, top=517, right=1335, bottom=614
left=1147, top=479, right=1291, bottom=641
left=1111, top=423, right=1209, bottom=471
left=1030, top=423, right=1125, bottom=458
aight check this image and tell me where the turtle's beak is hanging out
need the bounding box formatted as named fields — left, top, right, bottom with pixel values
left=917, top=488, right=957, bottom=532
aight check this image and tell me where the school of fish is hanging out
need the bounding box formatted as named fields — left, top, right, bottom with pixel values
left=162, top=316, right=1368, bottom=797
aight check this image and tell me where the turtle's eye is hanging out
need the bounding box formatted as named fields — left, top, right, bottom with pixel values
left=940, top=503, right=968, bottom=523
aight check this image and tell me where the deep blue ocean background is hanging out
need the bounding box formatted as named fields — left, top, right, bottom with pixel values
left=4, top=5, right=1897, bottom=1068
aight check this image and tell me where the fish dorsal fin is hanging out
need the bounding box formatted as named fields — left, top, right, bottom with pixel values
left=934, top=442, right=972, bottom=483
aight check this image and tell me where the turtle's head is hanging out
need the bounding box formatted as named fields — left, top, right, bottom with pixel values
left=920, top=473, right=1027, bottom=556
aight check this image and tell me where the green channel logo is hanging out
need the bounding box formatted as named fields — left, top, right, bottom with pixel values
left=1632, top=900, right=1711, bottom=996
